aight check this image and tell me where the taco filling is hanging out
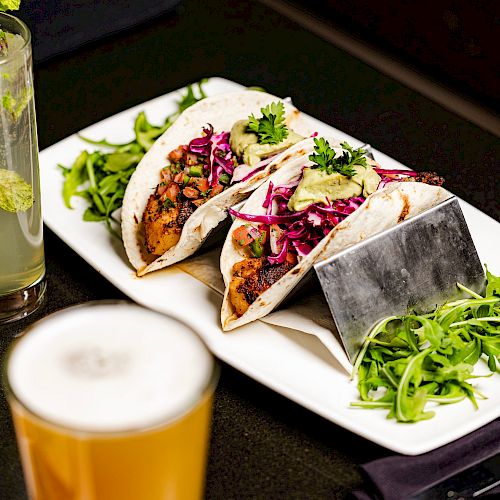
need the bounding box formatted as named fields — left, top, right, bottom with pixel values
left=227, top=138, right=444, bottom=316
left=142, top=102, right=304, bottom=256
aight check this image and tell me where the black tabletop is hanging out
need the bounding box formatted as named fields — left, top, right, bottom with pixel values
left=1, top=1, right=498, bottom=498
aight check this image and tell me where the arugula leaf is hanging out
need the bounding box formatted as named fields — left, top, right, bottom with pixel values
left=351, top=269, right=500, bottom=422
left=61, top=79, right=208, bottom=237
left=485, top=265, right=500, bottom=297
left=134, top=111, right=170, bottom=150
left=177, top=79, right=207, bottom=113
left=248, top=101, right=289, bottom=145
left=0, top=1, right=20, bottom=12
left=309, top=138, right=367, bottom=177
left=60, top=151, right=88, bottom=208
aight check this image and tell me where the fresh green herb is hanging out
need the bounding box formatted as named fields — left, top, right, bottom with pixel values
left=60, top=80, right=208, bottom=238
left=485, top=264, right=500, bottom=297
left=309, top=138, right=367, bottom=177
left=351, top=271, right=500, bottom=422
left=0, top=1, right=21, bottom=12
left=162, top=198, right=175, bottom=209
left=2, top=86, right=32, bottom=121
left=0, top=30, right=7, bottom=56
left=0, top=168, right=33, bottom=212
left=248, top=101, right=289, bottom=145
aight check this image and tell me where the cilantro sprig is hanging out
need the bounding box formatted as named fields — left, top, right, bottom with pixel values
left=309, top=138, right=367, bottom=177
left=351, top=269, right=500, bottom=422
left=248, top=101, right=289, bottom=145
left=60, top=80, right=208, bottom=238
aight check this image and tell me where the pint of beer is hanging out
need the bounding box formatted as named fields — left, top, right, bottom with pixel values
left=4, top=302, right=218, bottom=500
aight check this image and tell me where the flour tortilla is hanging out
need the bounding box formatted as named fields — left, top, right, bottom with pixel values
left=121, top=90, right=313, bottom=276
left=220, top=137, right=451, bottom=330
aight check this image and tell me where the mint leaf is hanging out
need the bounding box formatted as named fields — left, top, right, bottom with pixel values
left=0, top=30, right=7, bottom=56
left=0, top=1, right=21, bottom=12
left=0, top=168, right=34, bottom=212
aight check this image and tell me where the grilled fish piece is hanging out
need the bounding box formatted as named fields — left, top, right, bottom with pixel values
left=229, top=257, right=295, bottom=316
left=142, top=195, right=182, bottom=256
left=415, top=171, right=445, bottom=186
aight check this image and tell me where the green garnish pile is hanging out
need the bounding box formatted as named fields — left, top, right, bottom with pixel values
left=351, top=268, right=500, bottom=422
left=309, top=138, right=367, bottom=177
left=60, top=80, right=207, bottom=237
left=248, top=101, right=289, bottom=145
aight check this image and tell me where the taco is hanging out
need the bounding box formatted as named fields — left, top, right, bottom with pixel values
left=220, top=136, right=448, bottom=330
left=122, top=90, right=313, bottom=276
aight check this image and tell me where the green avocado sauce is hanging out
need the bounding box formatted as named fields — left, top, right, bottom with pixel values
left=229, top=119, right=304, bottom=167
left=288, top=164, right=381, bottom=212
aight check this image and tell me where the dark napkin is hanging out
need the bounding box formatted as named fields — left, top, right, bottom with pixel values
left=17, top=0, right=181, bottom=63
left=353, top=418, right=500, bottom=500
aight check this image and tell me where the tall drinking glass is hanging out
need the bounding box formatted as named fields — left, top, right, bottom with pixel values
left=0, top=12, right=45, bottom=323
left=4, top=302, right=218, bottom=500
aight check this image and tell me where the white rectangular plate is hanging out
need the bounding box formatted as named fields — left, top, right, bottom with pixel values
left=40, top=77, right=500, bottom=455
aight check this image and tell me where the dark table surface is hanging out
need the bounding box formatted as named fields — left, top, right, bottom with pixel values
left=1, top=0, right=499, bottom=498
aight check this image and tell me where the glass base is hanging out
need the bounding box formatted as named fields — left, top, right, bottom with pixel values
left=0, top=278, right=46, bottom=324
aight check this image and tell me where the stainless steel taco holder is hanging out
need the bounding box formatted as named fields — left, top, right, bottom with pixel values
left=314, top=196, right=485, bottom=363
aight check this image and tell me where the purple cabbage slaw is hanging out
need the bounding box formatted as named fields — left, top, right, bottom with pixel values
left=374, top=166, right=416, bottom=189
left=229, top=164, right=417, bottom=264
left=188, top=124, right=236, bottom=187
left=186, top=124, right=279, bottom=188
left=228, top=176, right=365, bottom=263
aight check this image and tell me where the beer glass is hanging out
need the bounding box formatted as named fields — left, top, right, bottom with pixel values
left=0, top=12, right=45, bottom=323
left=4, top=302, right=218, bottom=500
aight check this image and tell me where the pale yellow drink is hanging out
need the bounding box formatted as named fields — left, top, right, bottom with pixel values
left=5, top=303, right=217, bottom=500
left=0, top=12, right=45, bottom=322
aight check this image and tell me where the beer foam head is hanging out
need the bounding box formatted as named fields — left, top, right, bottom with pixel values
left=7, top=303, right=215, bottom=433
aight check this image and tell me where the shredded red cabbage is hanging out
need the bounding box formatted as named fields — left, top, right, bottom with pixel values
left=374, top=167, right=416, bottom=189
left=374, top=168, right=417, bottom=176
left=232, top=158, right=419, bottom=264
left=188, top=124, right=213, bottom=156
left=231, top=156, right=276, bottom=184
left=230, top=166, right=371, bottom=263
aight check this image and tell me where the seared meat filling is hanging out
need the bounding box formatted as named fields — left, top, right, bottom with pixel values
left=414, top=171, right=445, bottom=186
left=229, top=256, right=296, bottom=316
left=142, top=139, right=228, bottom=256
left=143, top=199, right=197, bottom=256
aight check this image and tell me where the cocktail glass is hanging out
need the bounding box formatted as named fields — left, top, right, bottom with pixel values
left=0, top=12, right=45, bottom=323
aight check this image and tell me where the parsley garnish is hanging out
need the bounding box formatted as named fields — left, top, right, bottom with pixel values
left=248, top=102, right=289, bottom=145
left=309, top=138, right=367, bottom=177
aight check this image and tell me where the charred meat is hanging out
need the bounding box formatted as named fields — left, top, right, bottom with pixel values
left=143, top=195, right=181, bottom=256
left=142, top=130, right=233, bottom=256
left=229, top=256, right=296, bottom=316
left=414, top=171, right=445, bottom=186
